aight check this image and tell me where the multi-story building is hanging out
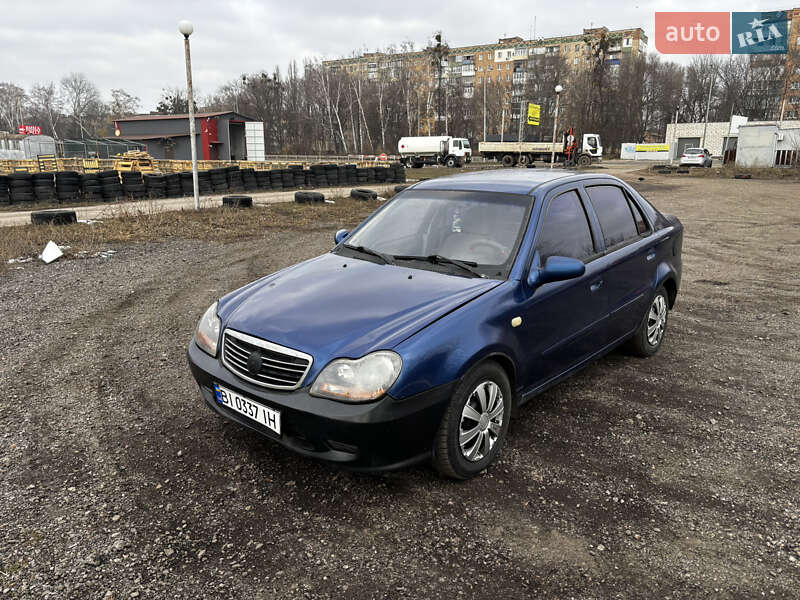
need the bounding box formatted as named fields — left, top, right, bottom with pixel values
left=323, top=26, right=648, bottom=122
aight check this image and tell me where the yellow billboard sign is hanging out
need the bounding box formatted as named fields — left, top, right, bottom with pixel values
left=635, top=144, right=670, bottom=152
left=527, top=103, right=541, bottom=126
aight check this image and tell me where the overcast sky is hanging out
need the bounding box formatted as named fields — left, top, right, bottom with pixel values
left=0, top=0, right=782, bottom=110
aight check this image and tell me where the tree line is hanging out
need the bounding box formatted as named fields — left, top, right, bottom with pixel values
left=0, top=32, right=795, bottom=155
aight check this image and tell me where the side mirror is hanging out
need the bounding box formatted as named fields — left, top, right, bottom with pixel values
left=334, top=229, right=349, bottom=245
left=527, top=255, right=585, bottom=287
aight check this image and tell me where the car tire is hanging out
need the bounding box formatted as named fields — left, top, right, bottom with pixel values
left=432, top=361, right=512, bottom=480
left=577, top=154, right=592, bottom=167
left=627, top=287, right=669, bottom=357
left=350, top=188, right=377, bottom=201
left=501, top=154, right=515, bottom=168
left=31, top=209, right=77, bottom=226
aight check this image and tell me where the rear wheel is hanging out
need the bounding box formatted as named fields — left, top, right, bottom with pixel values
left=628, top=287, right=669, bottom=357
left=501, top=154, right=515, bottom=168
left=518, top=154, right=531, bottom=166
left=433, top=361, right=512, bottom=479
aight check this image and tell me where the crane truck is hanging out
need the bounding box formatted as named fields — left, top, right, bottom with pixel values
left=397, top=136, right=471, bottom=168
left=479, top=130, right=602, bottom=167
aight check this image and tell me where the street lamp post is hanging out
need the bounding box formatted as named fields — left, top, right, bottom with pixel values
left=550, top=84, right=563, bottom=169
left=179, top=20, right=200, bottom=210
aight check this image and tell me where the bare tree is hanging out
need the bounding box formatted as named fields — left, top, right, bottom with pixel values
left=29, top=82, right=63, bottom=138
left=0, top=82, right=26, bottom=132
left=60, top=73, right=104, bottom=137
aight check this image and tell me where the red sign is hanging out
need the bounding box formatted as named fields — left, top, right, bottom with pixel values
left=18, top=124, right=42, bottom=135
left=379, top=153, right=388, bottom=161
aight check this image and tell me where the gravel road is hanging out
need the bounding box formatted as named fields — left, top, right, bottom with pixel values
left=1, top=173, right=798, bottom=599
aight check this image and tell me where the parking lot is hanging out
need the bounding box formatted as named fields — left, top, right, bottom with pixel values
left=1, top=167, right=798, bottom=598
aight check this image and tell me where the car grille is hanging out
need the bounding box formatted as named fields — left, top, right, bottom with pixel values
left=221, top=329, right=312, bottom=390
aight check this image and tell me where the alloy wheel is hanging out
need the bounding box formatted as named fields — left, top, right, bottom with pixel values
left=647, top=294, right=667, bottom=346
left=459, top=381, right=504, bottom=462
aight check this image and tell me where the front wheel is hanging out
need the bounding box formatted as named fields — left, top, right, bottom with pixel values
left=628, top=287, right=669, bottom=357
left=577, top=154, right=592, bottom=167
left=433, top=362, right=512, bottom=479
left=445, top=156, right=457, bottom=168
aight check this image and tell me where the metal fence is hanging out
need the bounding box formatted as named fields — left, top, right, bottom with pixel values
left=58, top=138, right=146, bottom=159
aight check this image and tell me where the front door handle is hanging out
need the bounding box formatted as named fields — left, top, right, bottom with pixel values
left=646, top=251, right=656, bottom=261
left=590, top=280, right=603, bottom=293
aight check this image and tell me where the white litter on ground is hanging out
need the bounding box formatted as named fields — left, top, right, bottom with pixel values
left=324, top=199, right=336, bottom=204
left=77, top=219, right=102, bottom=225
left=40, top=241, right=63, bottom=264
left=7, top=256, right=34, bottom=264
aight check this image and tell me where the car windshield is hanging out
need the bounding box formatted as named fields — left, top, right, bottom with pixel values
left=338, top=190, right=532, bottom=279
left=463, top=140, right=471, bottom=148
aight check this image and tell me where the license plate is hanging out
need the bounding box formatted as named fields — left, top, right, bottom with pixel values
left=213, top=383, right=281, bottom=435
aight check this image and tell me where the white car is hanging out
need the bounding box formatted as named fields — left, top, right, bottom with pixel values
left=680, top=148, right=713, bottom=168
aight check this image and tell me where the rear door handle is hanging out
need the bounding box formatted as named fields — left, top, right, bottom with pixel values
left=590, top=280, right=603, bottom=292
left=646, top=251, right=656, bottom=261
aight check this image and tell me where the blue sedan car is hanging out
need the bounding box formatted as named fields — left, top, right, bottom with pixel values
left=188, top=169, right=683, bottom=479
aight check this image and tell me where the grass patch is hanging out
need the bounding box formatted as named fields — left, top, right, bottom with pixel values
left=1, top=197, right=383, bottom=272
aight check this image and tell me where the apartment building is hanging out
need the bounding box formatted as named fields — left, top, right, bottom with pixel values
left=323, top=25, right=648, bottom=94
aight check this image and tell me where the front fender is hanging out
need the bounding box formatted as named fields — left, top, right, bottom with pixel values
left=390, top=282, right=524, bottom=400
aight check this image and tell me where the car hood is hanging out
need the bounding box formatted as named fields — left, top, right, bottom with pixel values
left=219, top=252, right=501, bottom=369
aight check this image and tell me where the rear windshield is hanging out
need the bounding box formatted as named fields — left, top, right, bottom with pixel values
left=685, top=149, right=702, bottom=154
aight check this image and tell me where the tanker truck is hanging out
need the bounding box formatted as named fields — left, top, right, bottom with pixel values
left=397, top=136, right=471, bottom=168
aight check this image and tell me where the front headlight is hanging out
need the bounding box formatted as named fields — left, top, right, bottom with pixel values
left=310, top=351, right=402, bottom=403
left=194, top=301, right=221, bottom=356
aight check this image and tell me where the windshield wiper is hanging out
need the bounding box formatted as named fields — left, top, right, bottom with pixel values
left=343, top=244, right=395, bottom=265
left=394, top=254, right=484, bottom=278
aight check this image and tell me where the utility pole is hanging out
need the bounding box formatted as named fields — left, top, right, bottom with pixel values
left=500, top=108, right=505, bottom=142
left=483, top=81, right=487, bottom=141
left=517, top=98, right=526, bottom=142
left=700, top=72, right=715, bottom=149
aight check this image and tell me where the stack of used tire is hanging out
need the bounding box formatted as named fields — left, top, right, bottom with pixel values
left=269, top=169, right=284, bottom=191
left=341, top=164, right=358, bottom=185
left=324, top=164, right=339, bottom=187
left=374, top=167, right=389, bottom=184
left=290, top=165, right=305, bottom=188
left=0, top=175, right=10, bottom=204
left=355, top=168, right=370, bottom=185
left=308, top=165, right=327, bottom=188
left=389, top=162, right=406, bottom=183
left=100, top=170, right=122, bottom=201
left=32, top=173, right=56, bottom=203
left=180, top=170, right=213, bottom=195
left=209, top=168, right=228, bottom=193
left=81, top=173, right=102, bottom=202
left=121, top=171, right=146, bottom=200
left=280, top=169, right=296, bottom=190
left=55, top=171, right=81, bottom=203
left=165, top=173, right=182, bottom=197
left=144, top=174, right=167, bottom=198
left=241, top=168, right=258, bottom=191
left=226, top=166, right=245, bottom=192
left=255, top=170, right=271, bottom=190
left=8, top=173, right=34, bottom=203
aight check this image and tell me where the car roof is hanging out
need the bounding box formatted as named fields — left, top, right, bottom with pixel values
left=409, top=169, right=614, bottom=195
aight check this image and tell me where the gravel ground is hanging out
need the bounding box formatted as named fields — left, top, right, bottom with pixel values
left=0, top=172, right=798, bottom=599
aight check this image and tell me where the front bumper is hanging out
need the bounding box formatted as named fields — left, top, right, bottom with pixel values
left=187, top=341, right=454, bottom=471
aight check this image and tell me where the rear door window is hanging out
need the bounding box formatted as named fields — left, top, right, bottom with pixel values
left=585, top=185, right=639, bottom=249
left=536, top=189, right=595, bottom=262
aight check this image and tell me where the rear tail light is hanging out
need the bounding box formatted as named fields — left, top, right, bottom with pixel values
left=681, top=154, right=686, bottom=158
left=698, top=154, right=705, bottom=158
